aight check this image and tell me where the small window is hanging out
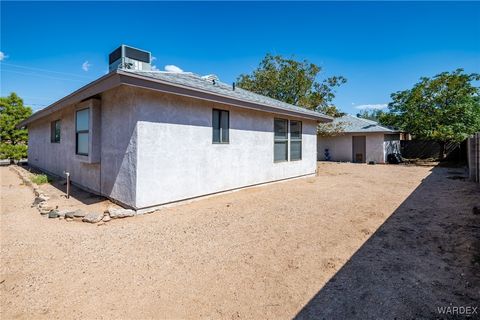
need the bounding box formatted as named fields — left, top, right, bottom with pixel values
left=212, top=109, right=229, bottom=143
left=76, top=108, right=89, bottom=155
left=290, top=120, right=302, bottom=161
left=274, top=118, right=288, bottom=162
left=50, top=120, right=61, bottom=143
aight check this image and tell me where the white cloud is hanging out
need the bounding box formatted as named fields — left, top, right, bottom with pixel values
left=151, top=56, right=157, bottom=62
left=355, top=103, right=388, bottom=110
left=0, top=51, right=7, bottom=61
left=82, top=61, right=91, bottom=72
left=164, top=65, right=183, bottom=73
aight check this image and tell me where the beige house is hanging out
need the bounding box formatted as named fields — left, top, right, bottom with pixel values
left=317, top=115, right=400, bottom=164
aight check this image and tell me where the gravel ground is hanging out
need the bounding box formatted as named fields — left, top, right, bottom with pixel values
left=1, top=163, right=478, bottom=319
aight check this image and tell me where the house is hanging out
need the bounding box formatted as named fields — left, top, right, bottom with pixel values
left=317, top=114, right=400, bottom=164
left=19, top=45, right=332, bottom=212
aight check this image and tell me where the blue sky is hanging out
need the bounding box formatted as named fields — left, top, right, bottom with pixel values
left=1, top=1, right=479, bottom=114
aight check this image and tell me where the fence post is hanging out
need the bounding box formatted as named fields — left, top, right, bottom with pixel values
left=470, top=132, right=480, bottom=183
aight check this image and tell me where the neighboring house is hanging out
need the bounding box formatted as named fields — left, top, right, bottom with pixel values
left=19, top=45, right=332, bottom=212
left=317, top=114, right=400, bottom=164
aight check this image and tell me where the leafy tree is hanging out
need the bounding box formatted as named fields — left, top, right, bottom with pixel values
left=237, top=54, right=346, bottom=117
left=0, top=93, right=32, bottom=160
left=382, top=69, right=480, bottom=158
left=317, top=121, right=348, bottom=137
left=356, top=109, right=386, bottom=122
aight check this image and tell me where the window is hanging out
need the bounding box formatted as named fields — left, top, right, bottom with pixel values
left=274, top=118, right=288, bottom=162
left=290, top=120, right=302, bottom=160
left=76, top=108, right=89, bottom=155
left=212, top=109, right=229, bottom=143
left=50, top=120, right=61, bottom=143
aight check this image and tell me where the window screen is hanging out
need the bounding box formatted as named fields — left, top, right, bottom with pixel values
left=76, top=108, right=89, bottom=155
left=213, top=109, right=229, bottom=143
left=50, top=120, right=61, bottom=143
left=290, top=120, right=302, bottom=160
left=274, top=118, right=288, bottom=161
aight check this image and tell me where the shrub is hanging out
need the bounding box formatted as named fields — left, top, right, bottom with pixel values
left=0, top=143, right=28, bottom=160
left=30, top=173, right=51, bottom=185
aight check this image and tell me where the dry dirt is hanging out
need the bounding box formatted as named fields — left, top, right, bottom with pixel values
left=1, top=163, right=479, bottom=319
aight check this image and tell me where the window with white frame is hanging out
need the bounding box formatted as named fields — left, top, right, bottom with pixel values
left=274, top=118, right=288, bottom=162
left=50, top=119, right=61, bottom=143
left=76, top=108, right=89, bottom=156
left=290, top=120, right=302, bottom=160
left=212, top=109, right=229, bottom=143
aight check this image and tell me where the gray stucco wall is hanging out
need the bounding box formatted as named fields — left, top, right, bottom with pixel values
left=134, top=88, right=318, bottom=209
left=27, top=87, right=138, bottom=207
left=28, top=102, right=102, bottom=192
left=317, top=132, right=392, bottom=164
left=27, top=85, right=318, bottom=209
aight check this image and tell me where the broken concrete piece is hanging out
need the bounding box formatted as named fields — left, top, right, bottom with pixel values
left=82, top=212, right=104, bottom=223
left=72, top=210, right=86, bottom=218
left=109, top=208, right=135, bottom=219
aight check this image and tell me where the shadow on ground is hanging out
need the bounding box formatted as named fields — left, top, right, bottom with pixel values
left=22, top=164, right=106, bottom=206
left=48, top=179, right=106, bottom=205
left=295, top=166, right=480, bottom=319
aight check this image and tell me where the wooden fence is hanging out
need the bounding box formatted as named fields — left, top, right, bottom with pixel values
left=467, top=133, right=480, bottom=183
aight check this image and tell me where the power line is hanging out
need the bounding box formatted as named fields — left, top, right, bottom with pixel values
left=0, top=62, right=92, bottom=79
left=1, top=69, right=87, bottom=83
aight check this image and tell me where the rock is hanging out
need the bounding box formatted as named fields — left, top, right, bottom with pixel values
left=109, top=208, right=135, bottom=219
left=105, top=206, right=121, bottom=215
left=72, top=210, right=86, bottom=218
left=102, top=215, right=111, bottom=222
left=65, top=218, right=74, bottom=222
left=48, top=210, right=59, bottom=219
left=39, top=205, right=54, bottom=215
left=32, top=195, right=48, bottom=207
left=65, top=211, right=75, bottom=219
left=82, top=212, right=104, bottom=223
left=57, top=210, right=67, bottom=218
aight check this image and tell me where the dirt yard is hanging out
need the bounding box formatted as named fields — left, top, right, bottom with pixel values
left=1, top=163, right=479, bottom=319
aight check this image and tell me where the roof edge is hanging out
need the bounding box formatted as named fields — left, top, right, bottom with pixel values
left=19, top=69, right=333, bottom=127
left=18, top=72, right=122, bottom=127
left=117, top=70, right=332, bottom=121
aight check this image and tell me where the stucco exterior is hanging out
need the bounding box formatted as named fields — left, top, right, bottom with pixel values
left=27, top=85, right=318, bottom=210
left=317, top=133, right=400, bottom=164
left=28, top=87, right=139, bottom=206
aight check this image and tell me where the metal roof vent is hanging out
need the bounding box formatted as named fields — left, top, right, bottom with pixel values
left=109, top=45, right=151, bottom=72
left=201, top=74, right=219, bottom=85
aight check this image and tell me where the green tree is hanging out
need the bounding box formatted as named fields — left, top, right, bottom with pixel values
left=237, top=54, right=346, bottom=117
left=0, top=93, right=32, bottom=161
left=356, top=109, right=386, bottom=122
left=382, top=69, right=480, bottom=158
